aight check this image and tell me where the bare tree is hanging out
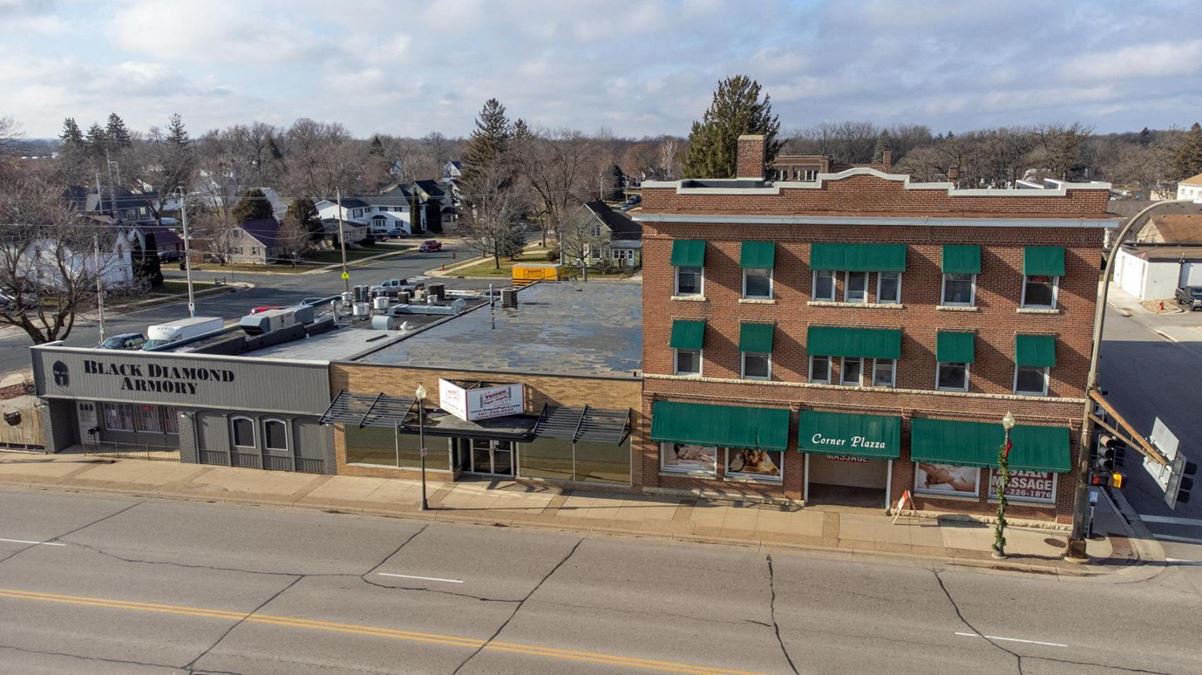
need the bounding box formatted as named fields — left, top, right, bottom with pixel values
left=514, top=129, right=597, bottom=246
left=656, top=136, right=682, bottom=179
left=275, top=214, right=310, bottom=265
left=558, top=204, right=607, bottom=281
left=0, top=174, right=120, bottom=343
left=458, top=160, right=527, bottom=269
left=281, top=119, right=364, bottom=198
left=190, top=206, right=240, bottom=266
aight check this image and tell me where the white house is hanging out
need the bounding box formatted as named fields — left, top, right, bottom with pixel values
left=1113, top=213, right=1202, bottom=299
left=1178, top=174, right=1202, bottom=202
left=314, top=195, right=416, bottom=240
left=20, top=227, right=135, bottom=292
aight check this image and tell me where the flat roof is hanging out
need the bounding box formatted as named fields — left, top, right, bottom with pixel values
left=353, top=282, right=643, bottom=378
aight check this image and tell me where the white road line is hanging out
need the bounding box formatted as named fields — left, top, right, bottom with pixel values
left=378, top=573, right=463, bottom=584
left=0, top=538, right=66, bottom=547
left=1140, top=515, right=1202, bottom=527
left=955, top=632, right=1067, bottom=648
left=1165, top=558, right=1202, bottom=565
left=1153, top=533, right=1202, bottom=545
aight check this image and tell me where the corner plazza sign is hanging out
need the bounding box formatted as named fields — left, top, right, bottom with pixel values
left=71, top=359, right=236, bottom=396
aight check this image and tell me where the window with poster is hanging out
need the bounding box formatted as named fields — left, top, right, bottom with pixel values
left=660, top=442, right=717, bottom=476
left=914, top=462, right=980, bottom=497
left=724, top=448, right=783, bottom=482
left=988, top=469, right=1057, bottom=504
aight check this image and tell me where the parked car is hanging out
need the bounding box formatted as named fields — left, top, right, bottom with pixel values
left=250, top=305, right=286, bottom=315
left=370, top=278, right=423, bottom=297
left=157, top=250, right=182, bottom=263
left=419, top=239, right=442, bottom=252
left=98, top=333, right=145, bottom=350
left=1175, top=286, right=1202, bottom=310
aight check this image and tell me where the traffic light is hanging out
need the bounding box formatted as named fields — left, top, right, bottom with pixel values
left=1101, top=435, right=1127, bottom=468
left=1096, top=436, right=1118, bottom=472
left=1176, top=461, right=1198, bottom=505
left=1090, top=471, right=1126, bottom=488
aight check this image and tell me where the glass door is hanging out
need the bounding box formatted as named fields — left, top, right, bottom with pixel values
left=492, top=440, right=514, bottom=476
left=467, top=438, right=515, bottom=477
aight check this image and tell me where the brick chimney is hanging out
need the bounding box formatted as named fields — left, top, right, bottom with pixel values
left=947, top=167, right=960, bottom=184
left=881, top=150, right=893, bottom=170
left=736, top=134, right=767, bottom=180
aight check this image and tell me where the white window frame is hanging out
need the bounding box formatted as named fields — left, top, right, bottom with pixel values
left=844, top=271, right=868, bottom=303
left=809, top=355, right=831, bottom=383
left=674, top=266, right=704, bottom=296
left=812, top=270, right=835, bottom=301
left=871, top=359, right=896, bottom=387
left=262, top=418, right=289, bottom=453
left=876, top=272, right=902, bottom=304
left=936, top=362, right=970, bottom=392
left=742, top=268, right=773, bottom=299
left=741, top=352, right=771, bottom=380
left=231, top=416, right=257, bottom=449
left=1013, top=365, right=1050, bottom=396
left=941, top=273, right=977, bottom=306
left=840, top=357, right=863, bottom=386
left=673, top=348, right=702, bottom=377
left=1021, top=275, right=1059, bottom=309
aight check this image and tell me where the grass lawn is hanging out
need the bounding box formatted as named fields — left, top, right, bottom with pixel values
left=153, top=280, right=218, bottom=296
left=305, top=244, right=414, bottom=264
left=453, top=249, right=557, bottom=277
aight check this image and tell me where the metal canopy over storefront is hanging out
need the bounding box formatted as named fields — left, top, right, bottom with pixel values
left=650, top=400, right=790, bottom=451
left=910, top=418, right=1070, bottom=473
left=797, top=410, right=901, bottom=459
left=323, top=390, right=630, bottom=444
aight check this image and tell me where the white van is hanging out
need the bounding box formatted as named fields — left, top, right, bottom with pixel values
left=142, top=316, right=224, bottom=349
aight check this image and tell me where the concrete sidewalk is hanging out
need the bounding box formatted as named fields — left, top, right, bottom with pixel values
left=0, top=451, right=1141, bottom=576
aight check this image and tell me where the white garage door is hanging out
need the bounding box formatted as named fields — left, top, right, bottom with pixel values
left=1183, top=262, right=1202, bottom=287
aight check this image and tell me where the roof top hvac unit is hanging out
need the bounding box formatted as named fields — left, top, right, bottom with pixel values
left=238, top=306, right=314, bottom=336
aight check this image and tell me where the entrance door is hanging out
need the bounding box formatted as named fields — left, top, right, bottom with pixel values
left=469, top=439, right=515, bottom=476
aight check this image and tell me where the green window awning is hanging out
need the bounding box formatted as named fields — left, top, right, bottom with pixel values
left=651, top=400, right=790, bottom=451
left=671, top=240, right=705, bottom=267
left=936, top=331, right=975, bottom=363
left=1015, top=334, right=1056, bottom=367
left=910, top=418, right=1071, bottom=473
left=942, top=245, right=981, bottom=274
left=669, top=320, right=705, bottom=350
left=798, top=410, right=901, bottom=459
left=807, top=326, right=902, bottom=360
left=810, top=243, right=907, bottom=272
left=1023, top=246, right=1065, bottom=277
left=740, top=323, right=774, bottom=353
left=741, top=241, right=776, bottom=269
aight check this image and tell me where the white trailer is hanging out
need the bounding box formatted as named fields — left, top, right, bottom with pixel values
left=142, top=316, right=225, bottom=349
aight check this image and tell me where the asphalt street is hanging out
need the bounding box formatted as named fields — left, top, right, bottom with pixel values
left=0, top=243, right=485, bottom=373
left=1097, top=305, right=1202, bottom=549
left=0, top=487, right=1197, bottom=674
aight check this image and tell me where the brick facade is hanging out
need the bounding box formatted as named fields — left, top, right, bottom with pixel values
left=637, top=145, right=1114, bottom=523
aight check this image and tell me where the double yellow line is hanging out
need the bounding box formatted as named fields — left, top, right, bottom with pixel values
left=0, top=588, right=757, bottom=675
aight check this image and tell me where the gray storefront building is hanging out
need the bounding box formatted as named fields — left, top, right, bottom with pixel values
left=31, top=345, right=336, bottom=473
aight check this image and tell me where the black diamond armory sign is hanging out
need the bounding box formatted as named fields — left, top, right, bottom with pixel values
left=82, top=359, right=236, bottom=395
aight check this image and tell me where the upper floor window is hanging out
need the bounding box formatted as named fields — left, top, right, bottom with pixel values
left=877, top=272, right=901, bottom=304
left=676, top=267, right=703, bottom=296
left=813, top=270, right=835, bottom=301
left=743, top=269, right=772, bottom=299
left=942, top=273, right=976, bottom=305
left=845, top=271, right=868, bottom=303
left=1014, top=366, right=1049, bottom=396
left=1021, top=246, right=1065, bottom=309
left=671, top=240, right=705, bottom=297
left=940, top=245, right=981, bottom=307
left=1014, top=334, right=1055, bottom=396
left=810, top=243, right=907, bottom=304
left=670, top=319, right=705, bottom=376
left=675, top=349, right=701, bottom=376
left=935, top=331, right=975, bottom=392
left=741, top=241, right=776, bottom=300
left=741, top=352, right=770, bottom=379
left=871, top=359, right=896, bottom=387
left=809, top=355, right=831, bottom=383
left=739, top=322, right=775, bottom=380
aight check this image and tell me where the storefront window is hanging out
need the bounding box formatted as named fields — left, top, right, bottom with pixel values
left=264, top=420, right=288, bottom=451
left=161, top=407, right=179, bottom=434
left=134, top=404, right=161, bottom=433
left=103, top=403, right=133, bottom=431
left=344, top=426, right=448, bottom=470
left=574, top=439, right=631, bottom=485
left=519, top=437, right=574, bottom=481
left=988, top=469, right=1056, bottom=504
left=232, top=417, right=256, bottom=448
left=660, top=442, right=717, bottom=476
left=725, top=449, right=783, bottom=482
left=915, top=463, right=980, bottom=497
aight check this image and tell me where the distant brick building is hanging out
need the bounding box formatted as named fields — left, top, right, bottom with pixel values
left=634, top=134, right=1118, bottom=523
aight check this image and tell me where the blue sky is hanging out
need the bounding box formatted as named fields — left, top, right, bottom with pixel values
left=3, top=0, right=1201, bottom=139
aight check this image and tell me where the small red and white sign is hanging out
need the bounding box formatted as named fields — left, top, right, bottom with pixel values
left=439, top=379, right=525, bottom=422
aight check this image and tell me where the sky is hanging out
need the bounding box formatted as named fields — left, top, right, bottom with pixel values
left=3, top=0, right=1201, bottom=140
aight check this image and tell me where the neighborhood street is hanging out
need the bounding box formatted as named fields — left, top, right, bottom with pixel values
left=0, top=487, right=1198, bottom=674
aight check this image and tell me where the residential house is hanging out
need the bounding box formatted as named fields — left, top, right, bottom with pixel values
left=85, top=188, right=160, bottom=224
left=635, top=134, right=1118, bottom=524
left=562, top=201, right=643, bottom=268
left=225, top=219, right=287, bottom=265
left=1178, top=173, right=1202, bottom=202
left=380, top=180, right=448, bottom=230
left=313, top=195, right=411, bottom=243
left=1114, top=210, right=1202, bottom=299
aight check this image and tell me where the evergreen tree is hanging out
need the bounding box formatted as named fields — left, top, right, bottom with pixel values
left=106, top=113, right=132, bottom=148
left=369, top=135, right=385, bottom=156
left=1171, top=122, right=1202, bottom=181
left=682, top=75, right=781, bottom=178
left=285, top=197, right=324, bottom=243
left=512, top=118, right=533, bottom=141
left=267, top=134, right=283, bottom=161
left=166, top=113, right=189, bottom=146
left=231, top=188, right=275, bottom=223
left=84, top=122, right=109, bottom=162
left=1138, top=127, right=1151, bottom=147
left=461, top=98, right=513, bottom=190
left=59, top=118, right=85, bottom=147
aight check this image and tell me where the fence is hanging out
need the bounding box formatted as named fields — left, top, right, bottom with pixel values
left=82, top=441, right=180, bottom=462
left=0, top=402, right=44, bottom=451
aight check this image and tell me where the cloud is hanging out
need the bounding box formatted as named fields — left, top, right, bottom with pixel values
left=1061, top=40, right=1202, bottom=81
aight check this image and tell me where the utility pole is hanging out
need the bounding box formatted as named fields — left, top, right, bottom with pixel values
left=93, top=172, right=107, bottom=342
left=179, top=190, right=195, bottom=317
left=336, top=189, right=349, bottom=292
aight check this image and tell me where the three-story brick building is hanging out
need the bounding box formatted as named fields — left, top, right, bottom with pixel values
left=633, top=135, right=1118, bottom=523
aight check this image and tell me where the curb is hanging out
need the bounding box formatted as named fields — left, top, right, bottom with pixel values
left=0, top=469, right=1131, bottom=577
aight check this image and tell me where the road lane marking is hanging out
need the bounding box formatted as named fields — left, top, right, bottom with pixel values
left=955, top=632, right=1067, bottom=648
left=0, top=588, right=755, bottom=675
left=378, top=573, right=463, bottom=584
left=1140, top=515, right=1202, bottom=527
left=0, top=538, right=66, bottom=547
left=1166, top=558, right=1202, bottom=565
left=1153, top=533, right=1202, bottom=545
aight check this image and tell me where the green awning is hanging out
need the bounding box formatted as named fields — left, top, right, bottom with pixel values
left=671, top=240, right=705, bottom=267
left=1015, top=334, right=1056, bottom=367
left=669, top=320, right=705, bottom=350
left=798, top=410, right=900, bottom=459
left=811, top=243, right=907, bottom=272
left=910, top=418, right=1071, bottom=472
left=741, top=241, right=776, bottom=269
left=739, top=322, right=775, bottom=353
left=942, top=245, right=981, bottom=274
left=1023, top=246, right=1065, bottom=277
left=807, top=326, right=902, bottom=360
left=936, top=331, right=975, bottom=363
left=651, top=400, right=790, bottom=451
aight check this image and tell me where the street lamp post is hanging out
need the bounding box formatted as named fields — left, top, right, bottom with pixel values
left=175, top=188, right=195, bottom=318
left=416, top=383, right=429, bottom=511
left=1068, top=198, right=1202, bottom=560
left=993, top=411, right=1017, bottom=559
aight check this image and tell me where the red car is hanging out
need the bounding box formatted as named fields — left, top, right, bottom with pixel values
left=419, top=240, right=442, bottom=252
left=249, top=305, right=285, bottom=314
